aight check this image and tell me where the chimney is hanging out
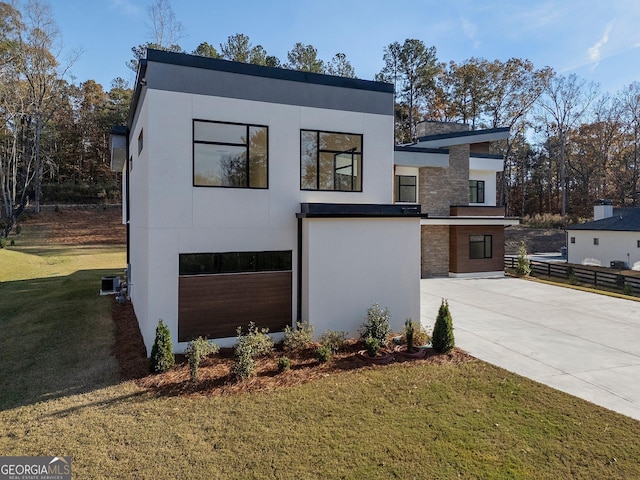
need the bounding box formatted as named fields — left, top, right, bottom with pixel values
left=594, top=199, right=613, bottom=221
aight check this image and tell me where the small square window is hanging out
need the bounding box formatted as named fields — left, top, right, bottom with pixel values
left=593, top=238, right=599, bottom=245
left=637, top=240, right=640, bottom=248
left=570, top=237, right=575, bottom=244
left=395, top=175, right=416, bottom=202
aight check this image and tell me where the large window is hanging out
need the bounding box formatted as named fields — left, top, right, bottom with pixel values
left=469, top=235, right=492, bottom=259
left=301, top=130, right=362, bottom=191
left=469, top=180, right=485, bottom=203
left=193, top=120, right=268, bottom=188
left=179, top=251, right=292, bottom=276
left=395, top=175, right=417, bottom=203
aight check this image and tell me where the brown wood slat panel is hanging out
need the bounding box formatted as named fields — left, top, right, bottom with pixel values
left=450, top=225, right=504, bottom=273
left=178, top=272, right=292, bottom=342
left=450, top=205, right=505, bottom=217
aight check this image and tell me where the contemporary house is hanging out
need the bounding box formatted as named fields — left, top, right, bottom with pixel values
left=110, top=49, right=421, bottom=355
left=566, top=201, right=640, bottom=270
left=394, top=121, right=517, bottom=277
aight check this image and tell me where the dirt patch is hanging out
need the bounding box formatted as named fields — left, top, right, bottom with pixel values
left=112, top=298, right=472, bottom=398
left=14, top=205, right=125, bottom=245
left=505, top=225, right=566, bottom=255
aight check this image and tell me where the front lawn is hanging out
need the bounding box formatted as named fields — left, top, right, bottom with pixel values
left=1, top=243, right=639, bottom=479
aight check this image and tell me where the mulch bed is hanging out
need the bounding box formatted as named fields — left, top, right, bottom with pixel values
left=111, top=299, right=473, bottom=398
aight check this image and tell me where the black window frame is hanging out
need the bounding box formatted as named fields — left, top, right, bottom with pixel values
left=179, top=251, right=292, bottom=276
left=137, top=129, right=143, bottom=155
left=570, top=236, right=575, bottom=244
left=469, top=180, right=485, bottom=203
left=593, top=238, right=599, bottom=246
left=193, top=119, right=269, bottom=189
left=395, top=175, right=417, bottom=203
left=300, top=129, right=363, bottom=192
left=637, top=240, right=640, bottom=248
left=469, top=234, right=492, bottom=259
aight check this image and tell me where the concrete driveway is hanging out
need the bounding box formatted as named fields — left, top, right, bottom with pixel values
left=421, top=277, right=640, bottom=421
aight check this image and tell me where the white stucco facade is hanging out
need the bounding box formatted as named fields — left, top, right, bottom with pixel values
left=122, top=50, right=420, bottom=354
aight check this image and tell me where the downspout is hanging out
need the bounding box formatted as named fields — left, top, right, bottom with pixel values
left=297, top=216, right=302, bottom=323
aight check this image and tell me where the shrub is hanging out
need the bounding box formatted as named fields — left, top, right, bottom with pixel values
left=624, top=284, right=634, bottom=296
left=316, top=345, right=331, bottom=363
left=232, top=344, right=256, bottom=381
left=283, top=321, right=314, bottom=351
left=404, top=319, right=415, bottom=352
left=235, top=322, right=274, bottom=358
left=515, top=241, right=531, bottom=277
left=277, top=356, right=291, bottom=372
left=319, top=330, right=347, bottom=353
left=364, top=336, right=381, bottom=357
left=149, top=319, right=175, bottom=373
left=185, top=337, right=219, bottom=381
left=0, top=237, right=6, bottom=249
left=9, top=239, right=14, bottom=246
left=432, top=299, right=455, bottom=353
left=359, top=303, right=391, bottom=347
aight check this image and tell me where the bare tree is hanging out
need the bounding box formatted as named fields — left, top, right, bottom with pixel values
left=537, top=73, right=598, bottom=215
left=147, top=0, right=184, bottom=49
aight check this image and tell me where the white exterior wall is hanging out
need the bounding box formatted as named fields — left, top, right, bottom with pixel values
left=302, top=218, right=421, bottom=337
left=129, top=88, right=395, bottom=354
left=568, top=230, right=640, bottom=269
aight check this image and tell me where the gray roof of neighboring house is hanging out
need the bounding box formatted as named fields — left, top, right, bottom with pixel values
left=566, top=208, right=640, bottom=232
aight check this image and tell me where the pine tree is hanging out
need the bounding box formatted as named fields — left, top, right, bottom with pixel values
left=150, top=319, right=175, bottom=373
left=432, top=299, right=455, bottom=353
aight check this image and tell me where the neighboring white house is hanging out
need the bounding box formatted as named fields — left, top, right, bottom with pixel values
left=110, top=49, right=421, bottom=355
left=566, top=201, right=640, bottom=269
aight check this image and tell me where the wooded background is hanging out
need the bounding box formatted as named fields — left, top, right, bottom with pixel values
left=2, top=0, right=639, bottom=237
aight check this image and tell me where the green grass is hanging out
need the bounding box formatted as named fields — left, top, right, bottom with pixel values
left=1, top=243, right=639, bottom=479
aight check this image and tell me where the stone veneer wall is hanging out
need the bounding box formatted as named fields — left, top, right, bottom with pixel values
left=421, top=225, right=449, bottom=277
left=417, top=122, right=471, bottom=277
left=417, top=121, right=470, bottom=216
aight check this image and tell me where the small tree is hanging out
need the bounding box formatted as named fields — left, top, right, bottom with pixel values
left=359, top=303, right=391, bottom=347
left=432, top=300, right=455, bottom=353
left=150, top=319, right=175, bottom=373
left=515, top=241, right=531, bottom=277
left=185, top=337, right=219, bottom=381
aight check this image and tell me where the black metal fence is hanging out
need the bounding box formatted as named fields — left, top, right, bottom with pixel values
left=504, top=257, right=640, bottom=294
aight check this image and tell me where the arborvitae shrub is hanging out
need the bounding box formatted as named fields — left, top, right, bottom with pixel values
left=404, top=319, right=415, bottom=352
left=432, top=299, right=455, bottom=353
left=185, top=337, right=219, bottom=381
left=150, top=319, right=175, bottom=373
left=515, top=241, right=531, bottom=277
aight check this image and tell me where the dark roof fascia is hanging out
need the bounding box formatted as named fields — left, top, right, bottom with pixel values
left=145, top=49, right=394, bottom=94
left=110, top=125, right=128, bottom=136
left=470, top=152, right=504, bottom=160
left=297, top=203, right=421, bottom=218
left=394, top=145, right=449, bottom=155
left=417, top=127, right=510, bottom=144
left=127, top=59, right=148, bottom=128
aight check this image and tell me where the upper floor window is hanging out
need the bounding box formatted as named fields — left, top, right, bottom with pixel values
left=395, top=175, right=416, bottom=203
left=193, top=120, right=268, bottom=188
left=469, top=180, right=485, bottom=203
left=301, top=130, right=362, bottom=191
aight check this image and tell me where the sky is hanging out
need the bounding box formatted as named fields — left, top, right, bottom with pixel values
left=49, top=0, right=640, bottom=95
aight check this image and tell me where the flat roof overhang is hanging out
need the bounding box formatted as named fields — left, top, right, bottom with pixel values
left=416, top=127, right=510, bottom=148
left=421, top=217, right=520, bottom=226
left=394, top=146, right=449, bottom=168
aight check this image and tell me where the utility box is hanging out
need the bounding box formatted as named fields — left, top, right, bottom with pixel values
left=100, top=276, right=120, bottom=295
left=610, top=260, right=626, bottom=270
